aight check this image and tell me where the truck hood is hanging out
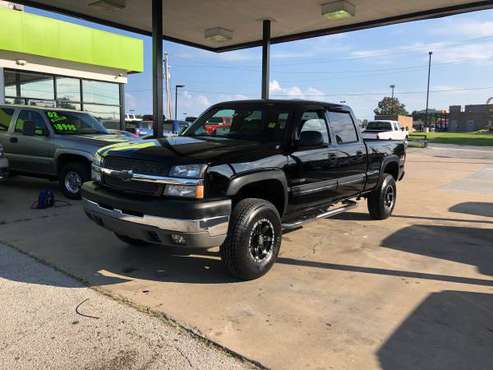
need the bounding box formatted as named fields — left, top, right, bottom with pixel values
left=98, top=136, right=283, bottom=166
left=61, top=133, right=134, bottom=147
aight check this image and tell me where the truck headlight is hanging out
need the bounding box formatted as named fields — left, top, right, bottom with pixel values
left=164, top=184, right=204, bottom=199
left=169, top=164, right=205, bottom=178
left=91, top=152, right=102, bottom=182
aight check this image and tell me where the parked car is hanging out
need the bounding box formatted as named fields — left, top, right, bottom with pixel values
left=0, top=144, right=8, bottom=181
left=163, top=120, right=190, bottom=135
left=362, top=120, right=408, bottom=142
left=82, top=100, right=406, bottom=280
left=125, top=121, right=153, bottom=137
left=0, top=105, right=135, bottom=199
left=125, top=113, right=140, bottom=122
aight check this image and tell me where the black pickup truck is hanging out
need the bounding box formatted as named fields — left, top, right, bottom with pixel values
left=82, top=100, right=405, bottom=280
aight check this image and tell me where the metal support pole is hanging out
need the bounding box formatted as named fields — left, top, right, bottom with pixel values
left=425, top=51, right=433, bottom=128
left=174, top=84, right=184, bottom=120
left=152, top=0, right=164, bottom=137
left=0, top=68, right=4, bottom=104
left=261, top=19, right=271, bottom=100
left=119, top=83, right=125, bottom=131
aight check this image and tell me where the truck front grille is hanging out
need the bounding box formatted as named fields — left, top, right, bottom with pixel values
left=101, top=157, right=168, bottom=196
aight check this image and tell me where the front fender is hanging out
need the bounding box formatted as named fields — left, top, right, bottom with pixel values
left=226, top=169, right=289, bottom=215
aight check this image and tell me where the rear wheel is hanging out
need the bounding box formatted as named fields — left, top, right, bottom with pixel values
left=59, top=162, right=90, bottom=199
left=220, top=198, right=282, bottom=280
left=114, top=233, right=150, bottom=247
left=367, top=174, right=397, bottom=220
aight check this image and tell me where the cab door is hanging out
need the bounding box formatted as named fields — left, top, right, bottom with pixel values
left=327, top=110, right=367, bottom=199
left=6, top=109, right=55, bottom=175
left=286, top=108, right=339, bottom=214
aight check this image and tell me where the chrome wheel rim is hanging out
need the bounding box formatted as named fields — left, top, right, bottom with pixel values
left=384, top=185, right=395, bottom=209
left=65, top=171, right=82, bottom=194
left=248, top=218, right=275, bottom=263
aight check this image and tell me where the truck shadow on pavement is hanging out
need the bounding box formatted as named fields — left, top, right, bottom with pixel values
left=377, top=290, right=493, bottom=370
left=449, top=202, right=493, bottom=218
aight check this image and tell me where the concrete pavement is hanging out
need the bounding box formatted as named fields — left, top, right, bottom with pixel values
left=0, top=244, right=257, bottom=370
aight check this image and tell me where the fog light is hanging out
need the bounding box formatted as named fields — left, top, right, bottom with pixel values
left=170, top=234, right=186, bottom=245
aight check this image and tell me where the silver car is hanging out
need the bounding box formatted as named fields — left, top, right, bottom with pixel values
left=0, top=143, right=8, bottom=181
left=0, top=105, right=135, bottom=199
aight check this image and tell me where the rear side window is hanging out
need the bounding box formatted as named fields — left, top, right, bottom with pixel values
left=0, top=108, right=14, bottom=131
left=328, top=111, right=358, bottom=144
left=15, top=110, right=47, bottom=136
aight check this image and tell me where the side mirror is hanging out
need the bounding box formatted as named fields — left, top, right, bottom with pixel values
left=299, top=130, right=324, bottom=147
left=22, top=121, right=36, bottom=136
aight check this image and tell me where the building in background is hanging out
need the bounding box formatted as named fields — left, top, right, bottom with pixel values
left=0, top=2, right=143, bottom=128
left=448, top=104, right=493, bottom=132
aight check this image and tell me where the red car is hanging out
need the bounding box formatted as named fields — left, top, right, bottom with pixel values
left=204, top=116, right=232, bottom=135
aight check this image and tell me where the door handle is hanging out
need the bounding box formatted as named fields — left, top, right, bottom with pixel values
left=10, top=137, right=18, bottom=144
left=328, top=153, right=337, bottom=160
left=356, top=151, right=363, bottom=157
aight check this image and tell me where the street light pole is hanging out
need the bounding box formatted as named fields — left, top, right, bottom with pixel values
left=174, top=84, right=184, bottom=120
left=425, top=51, right=433, bottom=128
left=390, top=84, right=395, bottom=99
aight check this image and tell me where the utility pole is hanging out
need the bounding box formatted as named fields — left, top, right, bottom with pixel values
left=174, top=84, right=184, bottom=120
left=163, top=52, right=172, bottom=120
left=425, top=51, right=433, bottom=128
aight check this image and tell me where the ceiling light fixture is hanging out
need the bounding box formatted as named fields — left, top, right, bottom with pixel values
left=89, top=0, right=126, bottom=10
left=204, top=27, right=233, bottom=43
left=321, top=0, right=355, bottom=20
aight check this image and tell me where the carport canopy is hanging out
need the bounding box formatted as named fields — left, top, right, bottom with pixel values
left=15, top=0, right=493, bottom=135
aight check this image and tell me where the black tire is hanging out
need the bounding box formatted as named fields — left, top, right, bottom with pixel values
left=114, top=233, right=150, bottom=247
left=59, top=161, right=90, bottom=200
left=220, top=198, right=282, bottom=280
left=367, top=174, right=397, bottom=220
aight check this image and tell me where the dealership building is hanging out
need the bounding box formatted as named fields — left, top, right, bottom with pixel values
left=0, top=2, right=143, bottom=128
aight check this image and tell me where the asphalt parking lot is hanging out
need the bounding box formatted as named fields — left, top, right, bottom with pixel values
left=1, top=145, right=493, bottom=369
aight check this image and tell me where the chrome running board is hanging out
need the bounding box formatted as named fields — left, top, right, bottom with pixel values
left=282, top=200, right=358, bottom=230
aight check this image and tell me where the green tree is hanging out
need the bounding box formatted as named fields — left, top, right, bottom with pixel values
left=374, top=97, right=409, bottom=116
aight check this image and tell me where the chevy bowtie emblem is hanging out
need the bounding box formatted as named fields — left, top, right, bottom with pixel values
left=112, top=169, right=134, bottom=181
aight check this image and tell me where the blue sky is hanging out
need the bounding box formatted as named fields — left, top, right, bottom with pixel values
left=29, top=7, right=493, bottom=120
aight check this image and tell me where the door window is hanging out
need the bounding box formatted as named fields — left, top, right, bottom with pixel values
left=0, top=108, right=14, bottom=131
left=299, top=110, right=329, bottom=144
left=328, top=111, right=358, bottom=144
left=15, top=110, right=47, bottom=136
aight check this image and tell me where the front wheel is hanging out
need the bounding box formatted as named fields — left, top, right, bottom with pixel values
left=367, top=174, right=397, bottom=220
left=220, top=198, right=282, bottom=280
left=59, top=162, right=90, bottom=199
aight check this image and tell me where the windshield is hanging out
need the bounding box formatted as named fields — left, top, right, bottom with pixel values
left=183, top=105, right=290, bottom=142
left=45, top=111, right=108, bottom=135
left=366, top=121, right=392, bottom=131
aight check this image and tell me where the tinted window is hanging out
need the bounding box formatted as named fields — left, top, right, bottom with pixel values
left=82, top=80, right=119, bottom=105
left=366, top=121, right=392, bottom=131
left=300, top=110, right=329, bottom=144
left=0, top=108, right=14, bottom=131
left=328, top=111, right=358, bottom=144
left=19, top=71, right=55, bottom=100
left=15, top=110, right=47, bottom=136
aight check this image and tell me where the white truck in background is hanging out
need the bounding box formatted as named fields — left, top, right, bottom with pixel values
left=362, top=120, right=408, bottom=142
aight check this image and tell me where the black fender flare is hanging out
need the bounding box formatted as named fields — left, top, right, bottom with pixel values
left=226, top=169, right=289, bottom=217
left=378, top=155, right=400, bottom=185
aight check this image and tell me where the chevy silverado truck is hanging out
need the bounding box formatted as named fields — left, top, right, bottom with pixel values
left=0, top=105, right=134, bottom=198
left=82, top=100, right=406, bottom=280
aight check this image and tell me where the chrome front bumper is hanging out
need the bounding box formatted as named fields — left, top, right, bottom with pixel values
left=82, top=198, right=230, bottom=248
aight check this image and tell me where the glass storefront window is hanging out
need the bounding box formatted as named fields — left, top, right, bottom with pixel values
left=19, top=71, right=54, bottom=100
left=83, top=104, right=120, bottom=128
left=82, top=80, right=119, bottom=105
left=4, top=70, right=17, bottom=97
left=56, top=77, right=80, bottom=102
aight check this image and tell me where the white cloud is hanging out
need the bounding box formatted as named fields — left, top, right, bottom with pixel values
left=434, top=20, right=493, bottom=38
left=269, top=80, right=325, bottom=99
